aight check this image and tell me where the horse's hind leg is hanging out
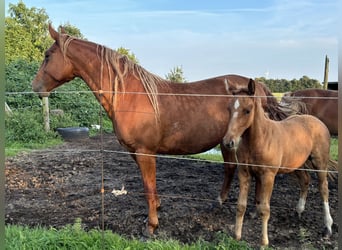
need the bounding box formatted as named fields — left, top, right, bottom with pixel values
left=312, top=154, right=333, bottom=238
left=293, top=170, right=311, bottom=217
left=218, top=146, right=237, bottom=205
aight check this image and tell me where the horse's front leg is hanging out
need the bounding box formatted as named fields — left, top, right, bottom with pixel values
left=218, top=146, right=237, bottom=205
left=235, top=166, right=251, bottom=241
left=135, top=153, right=160, bottom=236
left=257, top=172, right=276, bottom=247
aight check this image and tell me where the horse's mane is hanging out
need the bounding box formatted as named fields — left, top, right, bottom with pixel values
left=59, top=34, right=165, bottom=120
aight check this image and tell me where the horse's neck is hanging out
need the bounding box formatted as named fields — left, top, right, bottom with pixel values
left=247, top=99, right=271, bottom=143
left=68, top=40, right=126, bottom=118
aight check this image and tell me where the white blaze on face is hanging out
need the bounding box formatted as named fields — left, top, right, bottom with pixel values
left=232, top=99, right=240, bottom=118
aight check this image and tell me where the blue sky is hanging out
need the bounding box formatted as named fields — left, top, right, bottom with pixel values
left=6, top=0, right=338, bottom=81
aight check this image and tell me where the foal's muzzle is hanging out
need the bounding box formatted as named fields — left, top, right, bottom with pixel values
left=225, top=140, right=235, bottom=149
left=223, top=137, right=240, bottom=150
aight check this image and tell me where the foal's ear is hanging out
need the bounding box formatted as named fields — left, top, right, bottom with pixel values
left=247, top=79, right=256, bottom=96
left=48, top=23, right=59, bottom=41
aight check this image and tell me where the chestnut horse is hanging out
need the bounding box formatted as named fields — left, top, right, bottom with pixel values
left=222, top=79, right=334, bottom=247
left=281, top=88, right=338, bottom=136
left=32, top=24, right=287, bottom=235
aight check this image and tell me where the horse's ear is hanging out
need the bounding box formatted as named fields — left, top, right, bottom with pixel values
left=59, top=26, right=66, bottom=34
left=247, top=79, right=256, bottom=96
left=48, top=23, right=59, bottom=41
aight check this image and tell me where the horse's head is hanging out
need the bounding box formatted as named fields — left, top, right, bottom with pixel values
left=223, top=78, right=256, bottom=150
left=32, top=24, right=76, bottom=97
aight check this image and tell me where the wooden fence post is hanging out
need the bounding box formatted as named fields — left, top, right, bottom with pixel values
left=5, top=102, right=12, bottom=115
left=323, top=55, right=329, bottom=90
left=42, top=97, right=50, bottom=131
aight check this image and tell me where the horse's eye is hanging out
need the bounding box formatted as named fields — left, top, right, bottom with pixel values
left=244, top=109, right=250, bottom=115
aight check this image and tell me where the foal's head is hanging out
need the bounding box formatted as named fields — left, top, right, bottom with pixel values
left=223, top=79, right=256, bottom=150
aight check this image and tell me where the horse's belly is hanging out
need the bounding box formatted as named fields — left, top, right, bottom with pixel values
left=158, top=129, right=223, bottom=155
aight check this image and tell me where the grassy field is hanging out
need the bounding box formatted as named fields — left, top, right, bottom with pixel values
left=5, top=220, right=253, bottom=250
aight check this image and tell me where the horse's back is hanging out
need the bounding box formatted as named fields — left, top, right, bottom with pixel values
left=285, top=114, right=330, bottom=145
left=283, top=89, right=338, bottom=135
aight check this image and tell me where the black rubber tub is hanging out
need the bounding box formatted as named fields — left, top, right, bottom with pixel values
left=56, top=127, right=89, bottom=141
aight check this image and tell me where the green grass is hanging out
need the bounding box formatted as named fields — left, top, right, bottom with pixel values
left=5, top=138, right=63, bottom=157
left=5, top=220, right=253, bottom=250
left=191, top=152, right=223, bottom=162
left=330, top=137, right=338, bottom=161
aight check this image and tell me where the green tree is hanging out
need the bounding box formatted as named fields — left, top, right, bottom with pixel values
left=5, top=59, right=41, bottom=109
left=59, top=22, right=85, bottom=39
left=165, top=66, right=187, bottom=83
left=116, top=47, right=139, bottom=63
left=256, top=76, right=322, bottom=92
left=5, top=1, right=51, bottom=63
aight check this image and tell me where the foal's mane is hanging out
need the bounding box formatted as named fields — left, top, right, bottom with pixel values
left=58, top=33, right=165, bottom=120
left=231, top=80, right=292, bottom=121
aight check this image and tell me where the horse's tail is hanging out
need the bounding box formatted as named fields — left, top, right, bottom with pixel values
left=302, top=158, right=338, bottom=181
left=327, top=158, right=338, bottom=181
left=279, top=94, right=310, bottom=116
left=258, top=83, right=294, bottom=121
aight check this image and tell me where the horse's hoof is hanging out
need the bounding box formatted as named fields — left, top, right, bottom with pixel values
left=206, top=201, right=221, bottom=212
left=217, top=196, right=224, bottom=206
left=322, top=227, right=332, bottom=240
left=142, top=224, right=156, bottom=238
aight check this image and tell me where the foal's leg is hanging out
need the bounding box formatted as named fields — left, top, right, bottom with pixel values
left=218, top=146, right=237, bottom=205
left=135, top=153, right=160, bottom=235
left=293, top=170, right=311, bottom=217
left=235, top=166, right=251, bottom=241
left=317, top=169, right=333, bottom=237
left=311, top=146, right=333, bottom=238
left=257, top=172, right=276, bottom=247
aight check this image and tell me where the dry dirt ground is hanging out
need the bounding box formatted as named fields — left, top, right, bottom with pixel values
left=5, top=133, right=338, bottom=249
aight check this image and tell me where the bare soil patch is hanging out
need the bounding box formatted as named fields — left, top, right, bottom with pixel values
left=5, top=133, right=338, bottom=249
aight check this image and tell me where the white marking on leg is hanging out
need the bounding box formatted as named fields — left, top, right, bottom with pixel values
left=296, top=197, right=306, bottom=217
left=323, top=201, right=333, bottom=234
left=233, top=111, right=238, bottom=118
left=217, top=196, right=223, bottom=206
left=234, top=99, right=240, bottom=110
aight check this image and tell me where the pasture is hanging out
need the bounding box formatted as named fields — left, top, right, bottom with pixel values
left=5, top=133, right=338, bottom=249
left=6, top=24, right=338, bottom=249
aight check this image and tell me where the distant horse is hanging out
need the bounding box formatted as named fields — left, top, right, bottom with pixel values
left=222, top=79, right=334, bottom=247
left=281, top=88, right=338, bottom=136
left=32, top=24, right=287, bottom=235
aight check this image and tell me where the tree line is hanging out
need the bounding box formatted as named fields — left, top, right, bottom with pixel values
left=5, top=1, right=323, bottom=143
